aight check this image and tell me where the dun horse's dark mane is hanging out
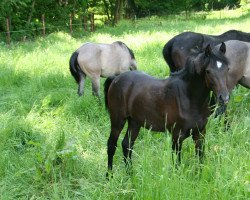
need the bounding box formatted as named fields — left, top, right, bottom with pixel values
left=116, top=41, right=135, bottom=59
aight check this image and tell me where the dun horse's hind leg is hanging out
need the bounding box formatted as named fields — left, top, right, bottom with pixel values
left=122, top=118, right=140, bottom=171
left=107, top=118, right=126, bottom=178
left=91, top=77, right=100, bottom=97
left=78, top=72, right=86, bottom=96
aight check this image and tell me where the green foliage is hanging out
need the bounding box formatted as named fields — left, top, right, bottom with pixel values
left=0, top=0, right=246, bottom=42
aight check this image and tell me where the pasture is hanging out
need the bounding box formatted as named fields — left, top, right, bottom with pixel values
left=0, top=10, right=249, bottom=199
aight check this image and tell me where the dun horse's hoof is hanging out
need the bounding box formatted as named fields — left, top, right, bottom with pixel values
left=78, top=92, right=83, bottom=96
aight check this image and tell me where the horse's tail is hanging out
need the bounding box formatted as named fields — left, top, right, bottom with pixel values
left=104, top=76, right=116, bottom=111
left=162, top=37, right=176, bottom=72
left=69, top=51, right=82, bottom=83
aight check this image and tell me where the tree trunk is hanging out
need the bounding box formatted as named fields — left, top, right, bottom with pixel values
left=125, top=0, right=136, bottom=19
left=113, top=0, right=122, bottom=26
left=27, top=0, right=36, bottom=24
left=103, top=0, right=110, bottom=20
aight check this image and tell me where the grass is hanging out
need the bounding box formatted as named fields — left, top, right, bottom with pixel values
left=0, top=7, right=250, bottom=199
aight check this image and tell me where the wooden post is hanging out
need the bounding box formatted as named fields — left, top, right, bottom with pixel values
left=90, top=13, right=95, bottom=32
left=92, top=13, right=95, bottom=31
left=42, top=14, right=45, bottom=36
left=83, top=15, right=87, bottom=31
left=6, top=17, right=11, bottom=45
left=70, top=13, right=73, bottom=35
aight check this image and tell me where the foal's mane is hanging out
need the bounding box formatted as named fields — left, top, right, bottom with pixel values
left=211, top=48, right=229, bottom=65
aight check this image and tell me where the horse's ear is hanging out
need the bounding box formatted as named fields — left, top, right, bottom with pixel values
left=205, top=44, right=212, bottom=57
left=219, top=42, right=226, bottom=54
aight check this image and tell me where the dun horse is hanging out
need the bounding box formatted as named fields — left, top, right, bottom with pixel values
left=214, top=40, right=250, bottom=91
left=69, top=41, right=137, bottom=97
left=163, top=30, right=250, bottom=72
left=104, top=43, right=229, bottom=176
left=213, top=40, right=250, bottom=114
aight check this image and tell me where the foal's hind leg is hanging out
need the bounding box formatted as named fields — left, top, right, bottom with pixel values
left=78, top=72, right=86, bottom=96
left=122, top=118, right=140, bottom=170
left=107, top=118, right=126, bottom=178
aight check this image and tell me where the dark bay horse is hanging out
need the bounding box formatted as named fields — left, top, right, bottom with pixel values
left=69, top=41, right=137, bottom=97
left=104, top=43, right=229, bottom=176
left=163, top=30, right=250, bottom=72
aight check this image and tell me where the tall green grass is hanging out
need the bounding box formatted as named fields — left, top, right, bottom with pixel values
left=0, top=8, right=249, bottom=199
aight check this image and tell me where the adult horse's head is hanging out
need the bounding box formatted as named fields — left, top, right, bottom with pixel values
left=192, top=42, right=230, bottom=105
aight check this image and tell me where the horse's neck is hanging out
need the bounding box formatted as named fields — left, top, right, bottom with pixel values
left=186, top=76, right=210, bottom=105
left=221, top=31, right=250, bottom=42
left=168, top=76, right=210, bottom=121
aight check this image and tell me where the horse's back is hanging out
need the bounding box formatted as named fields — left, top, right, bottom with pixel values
left=76, top=42, right=133, bottom=77
left=108, top=71, right=177, bottom=130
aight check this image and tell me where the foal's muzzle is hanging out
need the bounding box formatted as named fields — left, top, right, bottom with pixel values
left=218, top=94, right=230, bottom=105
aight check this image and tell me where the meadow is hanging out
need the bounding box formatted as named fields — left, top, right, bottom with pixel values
left=0, top=9, right=249, bottom=199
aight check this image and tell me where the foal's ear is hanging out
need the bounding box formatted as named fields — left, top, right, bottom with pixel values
left=205, top=44, right=212, bottom=57
left=219, top=42, right=226, bottom=54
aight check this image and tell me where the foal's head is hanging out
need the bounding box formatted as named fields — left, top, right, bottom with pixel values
left=192, top=42, right=230, bottom=104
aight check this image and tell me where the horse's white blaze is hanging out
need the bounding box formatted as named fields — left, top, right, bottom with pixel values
left=217, top=61, right=222, bottom=69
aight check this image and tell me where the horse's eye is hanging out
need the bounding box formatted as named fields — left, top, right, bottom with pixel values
left=205, top=69, right=210, bottom=74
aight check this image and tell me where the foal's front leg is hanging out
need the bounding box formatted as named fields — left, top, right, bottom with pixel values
left=172, top=131, right=187, bottom=166
left=192, top=129, right=206, bottom=163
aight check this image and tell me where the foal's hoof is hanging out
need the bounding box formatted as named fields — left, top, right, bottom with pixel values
left=106, top=171, right=113, bottom=180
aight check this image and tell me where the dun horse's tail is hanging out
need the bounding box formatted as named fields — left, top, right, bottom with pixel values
left=104, top=76, right=116, bottom=111
left=162, top=37, right=176, bottom=72
left=69, top=51, right=82, bottom=83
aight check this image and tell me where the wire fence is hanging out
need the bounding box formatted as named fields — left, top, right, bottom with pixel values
left=1, top=13, right=97, bottom=45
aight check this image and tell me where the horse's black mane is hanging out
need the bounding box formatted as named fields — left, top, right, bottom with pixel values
left=170, top=57, right=195, bottom=78
left=170, top=48, right=229, bottom=78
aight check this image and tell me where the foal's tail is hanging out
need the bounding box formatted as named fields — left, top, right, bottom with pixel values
left=69, top=51, right=82, bottom=83
left=104, top=76, right=116, bottom=111
left=162, top=37, right=176, bottom=72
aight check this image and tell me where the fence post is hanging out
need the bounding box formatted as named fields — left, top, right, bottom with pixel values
left=90, top=13, right=95, bottom=32
left=6, top=17, right=11, bottom=46
left=42, top=14, right=45, bottom=36
left=70, top=13, right=73, bottom=35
